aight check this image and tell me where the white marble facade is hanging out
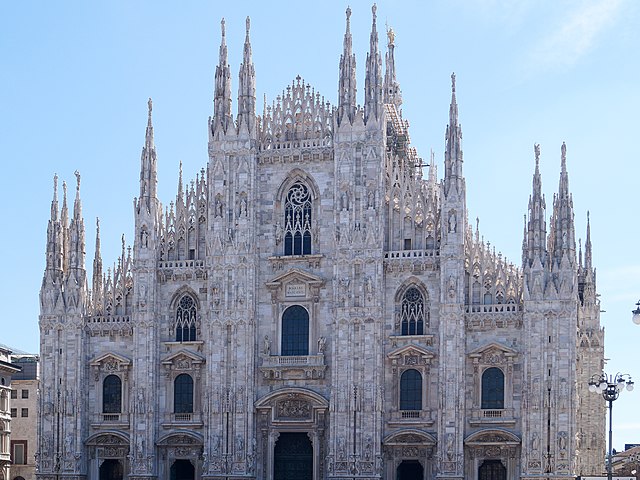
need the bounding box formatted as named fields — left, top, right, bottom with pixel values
left=38, top=6, right=605, bottom=480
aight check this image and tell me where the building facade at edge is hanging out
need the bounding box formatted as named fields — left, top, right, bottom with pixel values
left=37, top=6, right=606, bottom=480
left=9, top=353, right=39, bottom=480
left=1, top=345, right=22, bottom=480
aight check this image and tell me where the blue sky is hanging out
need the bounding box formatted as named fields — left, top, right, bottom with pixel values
left=1, top=0, right=639, bottom=450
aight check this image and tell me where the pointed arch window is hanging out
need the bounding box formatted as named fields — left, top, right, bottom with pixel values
left=401, top=287, right=425, bottom=335
left=175, top=294, right=197, bottom=342
left=174, top=374, right=194, bottom=414
left=102, top=375, right=122, bottom=414
left=284, top=183, right=312, bottom=255
left=400, top=369, right=422, bottom=410
left=281, top=305, right=309, bottom=356
left=481, top=367, right=505, bottom=409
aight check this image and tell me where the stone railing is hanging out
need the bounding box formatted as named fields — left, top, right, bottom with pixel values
left=260, top=354, right=326, bottom=381
left=384, top=249, right=439, bottom=259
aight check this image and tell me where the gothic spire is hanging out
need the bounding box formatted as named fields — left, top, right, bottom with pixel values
left=584, top=211, right=592, bottom=272
left=383, top=25, right=402, bottom=109
left=68, top=171, right=86, bottom=271
left=523, top=143, right=547, bottom=269
left=364, top=4, right=382, bottom=124
left=549, top=142, right=576, bottom=268
left=92, top=217, right=104, bottom=313
left=138, top=98, right=158, bottom=214
left=51, top=173, right=59, bottom=222
left=45, top=174, right=63, bottom=273
left=212, top=18, right=233, bottom=136
left=444, top=73, right=464, bottom=197
left=177, top=160, right=184, bottom=201
left=337, top=7, right=357, bottom=126
left=61, top=180, right=70, bottom=273
left=237, top=16, right=256, bottom=135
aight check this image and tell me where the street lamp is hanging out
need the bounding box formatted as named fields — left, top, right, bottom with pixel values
left=588, top=372, right=634, bottom=480
left=632, top=300, right=640, bottom=325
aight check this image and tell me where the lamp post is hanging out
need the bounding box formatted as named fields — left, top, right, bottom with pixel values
left=632, top=300, right=640, bottom=325
left=588, top=372, right=634, bottom=480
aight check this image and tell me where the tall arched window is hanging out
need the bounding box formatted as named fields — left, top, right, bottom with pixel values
left=281, top=305, right=309, bottom=356
left=174, top=374, right=194, bottom=413
left=400, top=369, right=422, bottom=410
left=401, top=287, right=425, bottom=335
left=284, top=183, right=312, bottom=255
left=481, top=367, right=505, bottom=409
left=102, top=375, right=122, bottom=414
left=175, top=294, right=197, bottom=342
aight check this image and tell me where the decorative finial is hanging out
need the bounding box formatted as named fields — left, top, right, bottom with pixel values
left=246, top=16, right=250, bottom=35
left=96, top=217, right=100, bottom=231
left=561, top=141, right=566, bottom=161
left=74, top=170, right=81, bottom=191
left=346, top=6, right=352, bottom=20
left=534, top=143, right=540, bottom=163
left=53, top=174, right=58, bottom=197
left=372, top=3, right=377, bottom=20
left=121, top=234, right=125, bottom=250
left=451, top=72, right=456, bottom=93
left=221, top=18, right=226, bottom=38
left=148, top=97, right=152, bottom=116
left=62, top=180, right=67, bottom=198
left=387, top=26, right=395, bottom=45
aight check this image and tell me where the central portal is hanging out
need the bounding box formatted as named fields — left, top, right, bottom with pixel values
left=274, top=432, right=313, bottom=480
left=397, top=460, right=424, bottom=480
left=170, top=459, right=195, bottom=480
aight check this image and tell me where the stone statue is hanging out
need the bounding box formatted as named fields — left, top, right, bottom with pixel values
left=318, top=336, right=327, bottom=354
left=263, top=335, right=271, bottom=355
left=448, top=211, right=457, bottom=233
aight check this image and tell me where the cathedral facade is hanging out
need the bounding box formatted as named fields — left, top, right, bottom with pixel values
left=37, top=6, right=605, bottom=480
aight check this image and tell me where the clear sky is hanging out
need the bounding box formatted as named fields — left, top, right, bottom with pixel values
left=1, top=0, right=639, bottom=451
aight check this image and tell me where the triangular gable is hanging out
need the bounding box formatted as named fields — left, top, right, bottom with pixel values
left=387, top=343, right=435, bottom=360
left=468, top=342, right=517, bottom=359
left=464, top=428, right=520, bottom=445
left=266, top=268, right=324, bottom=289
left=161, top=349, right=205, bottom=366
left=89, top=352, right=132, bottom=368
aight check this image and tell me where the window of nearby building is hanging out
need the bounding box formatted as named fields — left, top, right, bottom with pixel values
left=10, top=389, right=17, bottom=399
left=401, top=287, right=425, bottom=335
left=175, top=294, right=197, bottom=342
left=400, top=369, right=422, bottom=411
left=481, top=367, right=505, bottom=409
left=174, top=374, right=194, bottom=414
left=103, top=375, right=122, bottom=414
left=21, top=408, right=28, bottom=417
left=284, top=183, right=312, bottom=256
left=11, top=440, right=27, bottom=465
left=281, top=305, right=309, bottom=356
left=10, top=408, right=17, bottom=418
left=21, top=389, right=28, bottom=399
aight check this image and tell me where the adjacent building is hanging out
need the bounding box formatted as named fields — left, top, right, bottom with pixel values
left=1, top=344, right=22, bottom=480
left=10, top=353, right=39, bottom=480
left=37, top=6, right=606, bottom=480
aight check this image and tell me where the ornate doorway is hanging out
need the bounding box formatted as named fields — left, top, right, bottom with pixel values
left=99, top=459, right=124, bottom=480
left=397, top=459, right=424, bottom=480
left=478, top=459, right=506, bottom=480
left=170, top=459, right=195, bottom=480
left=274, top=432, right=313, bottom=480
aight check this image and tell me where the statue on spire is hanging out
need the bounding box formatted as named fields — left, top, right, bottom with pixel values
left=74, top=170, right=81, bottom=191
left=387, top=27, right=395, bottom=46
left=534, top=143, right=540, bottom=163
left=451, top=72, right=456, bottom=93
